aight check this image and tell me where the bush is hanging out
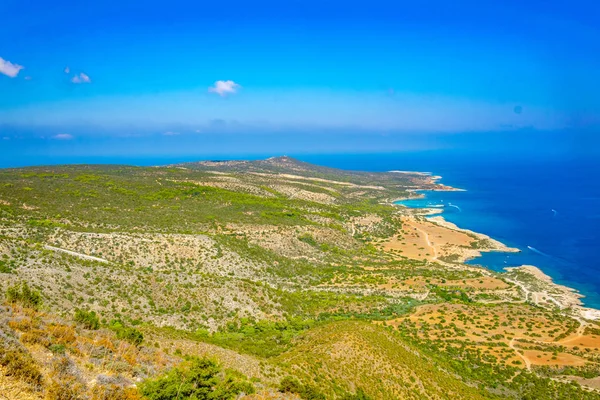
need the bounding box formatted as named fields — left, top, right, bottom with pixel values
left=6, top=282, right=42, bottom=309
left=108, top=320, right=144, bottom=346
left=279, top=376, right=303, bottom=393
left=0, top=260, right=15, bottom=274
left=49, top=344, right=67, bottom=355
left=90, top=384, right=142, bottom=400
left=140, top=357, right=254, bottom=400
left=21, top=330, right=51, bottom=347
left=0, top=348, right=44, bottom=390
left=279, top=376, right=325, bottom=400
left=116, top=327, right=144, bottom=346
left=343, top=388, right=372, bottom=400
left=210, top=371, right=255, bottom=399
left=74, top=309, right=100, bottom=330
left=46, top=355, right=87, bottom=400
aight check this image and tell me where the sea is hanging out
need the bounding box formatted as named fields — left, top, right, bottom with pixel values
left=299, top=152, right=600, bottom=309
left=3, top=151, right=599, bottom=308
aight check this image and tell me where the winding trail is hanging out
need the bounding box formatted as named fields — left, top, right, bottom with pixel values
left=503, top=277, right=531, bottom=303
left=509, top=337, right=532, bottom=371
left=507, top=316, right=589, bottom=373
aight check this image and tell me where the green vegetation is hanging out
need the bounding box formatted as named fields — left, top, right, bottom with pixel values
left=109, top=320, right=144, bottom=346
left=1, top=157, right=599, bottom=399
left=0, top=259, right=16, bottom=273
left=279, top=376, right=326, bottom=399
left=73, top=308, right=100, bottom=329
left=140, top=357, right=254, bottom=399
left=201, top=317, right=316, bottom=357
left=6, top=282, right=42, bottom=310
left=432, top=285, right=472, bottom=302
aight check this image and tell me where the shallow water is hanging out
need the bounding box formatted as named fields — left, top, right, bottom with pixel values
left=300, top=152, right=600, bottom=308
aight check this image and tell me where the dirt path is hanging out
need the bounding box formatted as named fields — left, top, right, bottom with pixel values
left=503, top=277, right=530, bottom=302
left=44, top=245, right=110, bottom=264
left=509, top=337, right=532, bottom=371
left=401, top=219, right=438, bottom=261
left=412, top=225, right=437, bottom=260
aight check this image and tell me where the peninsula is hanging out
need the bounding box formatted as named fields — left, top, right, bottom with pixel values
left=1, top=156, right=600, bottom=399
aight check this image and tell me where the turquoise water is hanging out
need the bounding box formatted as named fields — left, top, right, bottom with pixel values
left=300, top=153, right=600, bottom=309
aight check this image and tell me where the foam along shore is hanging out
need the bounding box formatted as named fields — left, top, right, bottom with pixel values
left=411, top=210, right=600, bottom=321
left=503, top=265, right=600, bottom=321
left=425, top=212, right=600, bottom=320
left=392, top=175, right=600, bottom=320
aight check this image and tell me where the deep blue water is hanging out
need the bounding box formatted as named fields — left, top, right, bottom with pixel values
left=299, top=152, right=600, bottom=309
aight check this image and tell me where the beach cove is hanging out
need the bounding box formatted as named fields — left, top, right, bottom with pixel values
left=394, top=184, right=600, bottom=322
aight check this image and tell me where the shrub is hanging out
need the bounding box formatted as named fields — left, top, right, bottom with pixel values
left=279, top=376, right=325, bottom=400
left=108, top=320, right=144, bottom=346
left=343, top=388, right=372, bottom=400
left=50, top=324, right=77, bottom=345
left=210, top=371, right=255, bottom=399
left=74, top=309, right=100, bottom=330
left=279, top=376, right=303, bottom=393
left=20, top=329, right=51, bottom=347
left=298, top=234, right=318, bottom=247
left=90, top=384, right=142, bottom=400
left=49, top=344, right=67, bottom=355
left=140, top=357, right=253, bottom=400
left=46, top=355, right=87, bottom=400
left=6, top=282, right=42, bottom=309
left=0, top=260, right=14, bottom=274
left=0, top=348, right=44, bottom=390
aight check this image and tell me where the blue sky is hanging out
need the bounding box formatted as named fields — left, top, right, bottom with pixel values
left=1, top=0, right=599, bottom=164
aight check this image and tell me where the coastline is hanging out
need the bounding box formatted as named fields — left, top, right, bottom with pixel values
left=392, top=176, right=600, bottom=321
left=427, top=215, right=519, bottom=256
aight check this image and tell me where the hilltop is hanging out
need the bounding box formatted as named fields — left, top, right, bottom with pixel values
left=1, top=157, right=600, bottom=399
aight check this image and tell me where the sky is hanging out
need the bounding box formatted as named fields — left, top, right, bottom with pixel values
left=1, top=0, right=599, bottom=165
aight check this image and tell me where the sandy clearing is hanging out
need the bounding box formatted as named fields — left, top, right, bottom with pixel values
left=382, top=216, right=476, bottom=261
left=522, top=350, right=587, bottom=367
left=560, top=335, right=600, bottom=348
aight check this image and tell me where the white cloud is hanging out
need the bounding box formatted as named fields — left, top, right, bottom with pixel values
left=64, top=67, right=70, bottom=74
left=71, top=73, right=91, bottom=84
left=24, top=76, right=32, bottom=81
left=163, top=131, right=180, bottom=136
left=0, top=57, right=24, bottom=78
left=52, top=133, right=74, bottom=140
left=208, top=80, right=241, bottom=96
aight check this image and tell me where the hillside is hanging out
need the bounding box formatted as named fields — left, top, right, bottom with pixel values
left=1, top=157, right=600, bottom=399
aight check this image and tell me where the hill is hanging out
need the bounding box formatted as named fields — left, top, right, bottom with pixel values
left=1, top=157, right=600, bottom=399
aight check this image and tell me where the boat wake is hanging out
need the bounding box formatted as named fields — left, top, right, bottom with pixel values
left=427, top=203, right=445, bottom=208
left=527, top=246, right=551, bottom=258
left=447, top=203, right=462, bottom=212
left=552, top=209, right=558, bottom=217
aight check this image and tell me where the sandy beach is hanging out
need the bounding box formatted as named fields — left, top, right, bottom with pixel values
left=390, top=181, right=600, bottom=322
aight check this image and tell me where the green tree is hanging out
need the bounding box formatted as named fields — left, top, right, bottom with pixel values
left=6, top=282, right=42, bottom=310
left=74, top=309, right=100, bottom=330
left=108, top=320, right=144, bottom=346
left=140, top=357, right=253, bottom=399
